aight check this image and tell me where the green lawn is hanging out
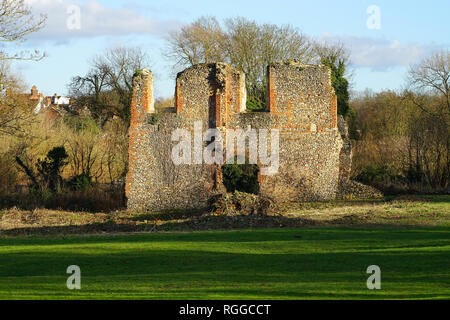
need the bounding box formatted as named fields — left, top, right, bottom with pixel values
left=0, top=227, right=449, bottom=299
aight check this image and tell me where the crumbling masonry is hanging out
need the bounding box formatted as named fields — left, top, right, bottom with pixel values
left=126, top=61, right=354, bottom=210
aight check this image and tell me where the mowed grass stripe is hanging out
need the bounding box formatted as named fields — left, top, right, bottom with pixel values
left=0, top=227, right=449, bottom=299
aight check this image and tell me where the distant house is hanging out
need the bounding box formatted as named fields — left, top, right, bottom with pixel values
left=29, top=85, right=42, bottom=102
left=29, top=86, right=75, bottom=118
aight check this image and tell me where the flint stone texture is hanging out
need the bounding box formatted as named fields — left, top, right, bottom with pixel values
left=126, top=62, right=349, bottom=211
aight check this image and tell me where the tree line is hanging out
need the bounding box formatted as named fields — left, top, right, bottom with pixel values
left=166, top=16, right=351, bottom=114
left=0, top=4, right=448, bottom=212
left=352, top=50, right=449, bottom=192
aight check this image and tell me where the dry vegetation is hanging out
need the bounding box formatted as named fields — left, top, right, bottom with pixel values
left=1, top=195, right=448, bottom=237
left=0, top=13, right=447, bottom=226
left=350, top=51, right=449, bottom=193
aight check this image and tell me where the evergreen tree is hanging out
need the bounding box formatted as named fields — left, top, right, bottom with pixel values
left=321, top=56, right=350, bottom=116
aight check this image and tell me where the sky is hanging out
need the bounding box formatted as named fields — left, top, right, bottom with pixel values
left=8, top=0, right=450, bottom=98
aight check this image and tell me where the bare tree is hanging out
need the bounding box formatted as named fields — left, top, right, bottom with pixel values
left=0, top=0, right=47, bottom=61
left=102, top=119, right=128, bottom=183
left=0, top=60, right=34, bottom=135
left=407, top=49, right=450, bottom=118
left=225, top=18, right=314, bottom=105
left=352, top=51, right=449, bottom=191
left=0, top=0, right=45, bottom=135
left=66, top=133, right=103, bottom=181
left=165, top=16, right=314, bottom=108
left=166, top=16, right=226, bottom=68
left=406, top=50, right=450, bottom=189
left=69, top=46, right=151, bottom=124
left=94, top=46, right=149, bottom=104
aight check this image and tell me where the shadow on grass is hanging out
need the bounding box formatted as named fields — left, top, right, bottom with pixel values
left=0, top=211, right=349, bottom=237
left=129, top=208, right=205, bottom=222
left=384, top=194, right=450, bottom=203
left=0, top=215, right=313, bottom=236
left=0, top=227, right=449, bottom=299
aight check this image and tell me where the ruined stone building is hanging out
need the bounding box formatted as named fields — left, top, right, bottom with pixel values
left=126, top=61, right=356, bottom=211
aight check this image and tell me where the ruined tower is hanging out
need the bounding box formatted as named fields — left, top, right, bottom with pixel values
left=126, top=62, right=344, bottom=210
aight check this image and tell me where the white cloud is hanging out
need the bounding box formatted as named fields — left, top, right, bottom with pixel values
left=318, top=33, right=440, bottom=71
left=25, top=0, right=181, bottom=41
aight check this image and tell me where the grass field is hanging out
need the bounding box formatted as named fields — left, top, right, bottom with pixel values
left=0, top=227, right=449, bottom=299
left=0, top=195, right=449, bottom=300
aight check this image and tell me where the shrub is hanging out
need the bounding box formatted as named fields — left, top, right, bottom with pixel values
left=356, top=164, right=391, bottom=184
left=67, top=174, right=92, bottom=191
left=356, top=164, right=408, bottom=194
left=222, top=160, right=259, bottom=194
left=63, top=116, right=99, bottom=133
left=16, top=146, right=69, bottom=192
left=246, top=97, right=266, bottom=112
left=208, top=191, right=274, bottom=216
left=37, top=146, right=69, bottom=192
left=147, top=114, right=158, bottom=125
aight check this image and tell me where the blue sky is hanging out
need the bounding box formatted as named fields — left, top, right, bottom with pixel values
left=10, top=0, right=450, bottom=98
